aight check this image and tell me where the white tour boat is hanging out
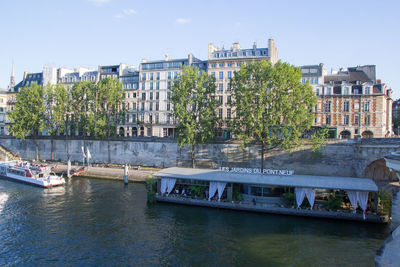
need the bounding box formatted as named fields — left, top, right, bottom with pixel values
left=0, top=161, right=66, bottom=188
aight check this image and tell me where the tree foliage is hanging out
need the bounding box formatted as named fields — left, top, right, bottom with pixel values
left=44, top=84, right=68, bottom=136
left=171, top=65, right=219, bottom=168
left=311, top=127, right=330, bottom=152
left=230, top=60, right=317, bottom=169
left=9, top=83, right=46, bottom=139
left=10, top=78, right=126, bottom=140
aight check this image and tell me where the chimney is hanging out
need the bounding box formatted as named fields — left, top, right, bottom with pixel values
left=141, top=58, right=148, bottom=63
left=165, top=54, right=172, bottom=61
left=232, top=42, right=241, bottom=52
left=377, top=79, right=381, bottom=84
left=188, top=53, right=193, bottom=65
left=253, top=42, right=257, bottom=49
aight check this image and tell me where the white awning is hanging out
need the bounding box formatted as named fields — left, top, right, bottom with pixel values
left=154, top=167, right=378, bottom=192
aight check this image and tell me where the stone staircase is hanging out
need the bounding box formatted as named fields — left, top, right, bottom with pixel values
left=0, top=144, right=19, bottom=161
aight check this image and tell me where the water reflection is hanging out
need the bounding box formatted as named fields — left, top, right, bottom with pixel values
left=0, top=177, right=390, bottom=266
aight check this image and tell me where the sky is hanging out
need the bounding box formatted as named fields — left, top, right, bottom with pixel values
left=0, top=0, right=399, bottom=97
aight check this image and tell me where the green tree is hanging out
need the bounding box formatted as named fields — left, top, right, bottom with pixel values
left=92, top=77, right=126, bottom=138
left=9, top=83, right=46, bottom=160
left=44, top=84, right=69, bottom=135
left=230, top=60, right=317, bottom=169
left=70, top=79, right=125, bottom=138
left=171, top=65, right=219, bottom=168
left=43, top=84, right=69, bottom=160
left=311, top=127, right=330, bottom=153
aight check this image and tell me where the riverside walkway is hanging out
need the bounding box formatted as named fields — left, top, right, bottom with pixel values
left=52, top=164, right=158, bottom=182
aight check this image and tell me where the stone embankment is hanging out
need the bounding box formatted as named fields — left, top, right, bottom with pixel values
left=52, top=164, right=159, bottom=182
left=375, top=183, right=400, bottom=266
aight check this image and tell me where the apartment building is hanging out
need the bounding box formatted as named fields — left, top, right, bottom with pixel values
left=207, top=39, right=278, bottom=138
left=136, top=54, right=206, bottom=137
left=301, top=64, right=393, bottom=138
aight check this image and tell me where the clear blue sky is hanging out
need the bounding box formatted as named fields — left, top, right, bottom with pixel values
left=1, top=0, right=399, bottom=97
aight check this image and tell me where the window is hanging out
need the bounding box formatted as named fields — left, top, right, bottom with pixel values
left=327, top=87, right=332, bottom=95
left=324, top=101, right=331, bottom=112
left=354, top=89, right=359, bottom=95
left=343, top=101, right=349, bottom=112
left=365, top=87, right=370, bottom=95
left=167, top=81, right=171, bottom=89
left=142, top=73, right=146, bottom=81
left=156, top=103, right=159, bottom=111
left=237, top=62, right=241, bottom=67
left=227, top=96, right=231, bottom=104
left=316, top=88, right=319, bottom=96
left=142, top=83, right=145, bottom=90
left=354, top=115, right=359, bottom=126
left=150, top=82, right=153, bottom=90
left=218, top=84, right=223, bottom=92
left=167, top=102, right=171, bottom=111
left=227, top=83, right=231, bottom=91
left=227, top=63, right=233, bottom=67
left=150, top=92, right=153, bottom=100
left=219, top=72, right=223, bottom=80
left=156, top=72, right=160, bottom=80
left=174, top=72, right=178, bottom=79
left=168, top=72, right=171, bottom=79
left=365, top=115, right=371, bottom=125
left=156, top=92, right=159, bottom=100
left=167, top=92, right=171, bottom=100
left=142, top=93, right=146, bottom=100
left=149, top=103, right=153, bottom=111
left=344, top=115, right=349, bottom=125
left=211, top=63, right=216, bottom=68
left=219, top=96, right=223, bottom=105
left=156, top=82, right=159, bottom=90
left=219, top=63, right=224, bottom=68
left=150, top=73, right=154, bottom=80
left=219, top=108, right=223, bottom=118
left=227, top=71, right=232, bottom=79
left=364, top=101, right=370, bottom=112
left=344, top=87, right=349, bottom=95
left=227, top=108, right=231, bottom=118
left=326, top=115, right=331, bottom=125
left=211, top=72, right=215, bottom=78
left=141, top=102, right=145, bottom=111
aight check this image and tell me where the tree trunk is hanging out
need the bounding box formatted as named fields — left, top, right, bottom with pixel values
left=261, top=141, right=264, bottom=171
left=51, top=138, right=54, bottom=161
left=35, top=137, right=39, bottom=162
left=191, top=145, right=196, bottom=168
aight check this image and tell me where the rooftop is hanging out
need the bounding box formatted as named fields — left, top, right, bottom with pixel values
left=154, top=167, right=378, bottom=192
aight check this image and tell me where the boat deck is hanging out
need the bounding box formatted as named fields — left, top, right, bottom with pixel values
left=156, top=195, right=388, bottom=223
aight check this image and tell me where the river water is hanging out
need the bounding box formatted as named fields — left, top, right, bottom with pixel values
left=0, top=177, right=391, bottom=266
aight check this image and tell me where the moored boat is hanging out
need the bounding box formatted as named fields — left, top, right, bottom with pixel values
left=0, top=161, right=65, bottom=188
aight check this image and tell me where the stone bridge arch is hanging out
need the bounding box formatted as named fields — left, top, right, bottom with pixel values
left=355, top=139, right=400, bottom=179
left=362, top=158, right=398, bottom=183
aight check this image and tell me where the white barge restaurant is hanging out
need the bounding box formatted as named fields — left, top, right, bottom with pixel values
left=154, top=167, right=388, bottom=223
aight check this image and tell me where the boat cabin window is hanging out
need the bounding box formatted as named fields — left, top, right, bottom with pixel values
left=39, top=173, right=44, bottom=178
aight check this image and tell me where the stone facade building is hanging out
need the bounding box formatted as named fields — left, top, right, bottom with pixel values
left=135, top=54, right=206, bottom=138
left=301, top=64, right=393, bottom=139
left=207, top=39, right=278, bottom=138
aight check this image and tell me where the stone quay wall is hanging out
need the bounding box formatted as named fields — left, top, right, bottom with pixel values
left=0, top=137, right=399, bottom=179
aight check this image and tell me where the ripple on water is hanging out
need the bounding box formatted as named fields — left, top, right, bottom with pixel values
left=0, top=178, right=391, bottom=266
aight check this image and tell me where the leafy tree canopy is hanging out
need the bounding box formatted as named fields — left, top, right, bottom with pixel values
left=230, top=60, right=317, bottom=168
left=171, top=65, right=219, bottom=167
